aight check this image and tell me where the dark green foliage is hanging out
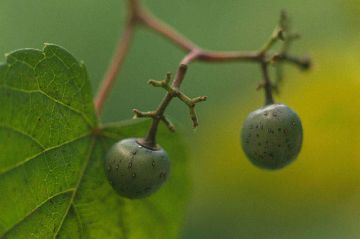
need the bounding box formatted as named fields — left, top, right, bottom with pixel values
left=0, top=44, right=189, bottom=238
left=241, top=104, right=303, bottom=169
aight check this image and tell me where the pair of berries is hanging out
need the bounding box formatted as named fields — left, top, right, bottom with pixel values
left=105, top=103, right=303, bottom=199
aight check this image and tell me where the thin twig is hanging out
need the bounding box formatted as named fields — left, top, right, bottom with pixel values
left=94, top=7, right=137, bottom=116
left=137, top=8, right=197, bottom=51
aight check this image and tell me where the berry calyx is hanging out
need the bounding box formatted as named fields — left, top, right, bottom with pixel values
left=241, top=104, right=303, bottom=170
left=105, top=138, right=170, bottom=199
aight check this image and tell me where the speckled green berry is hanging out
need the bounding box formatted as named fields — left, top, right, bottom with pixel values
left=241, top=104, right=303, bottom=170
left=105, top=138, right=170, bottom=199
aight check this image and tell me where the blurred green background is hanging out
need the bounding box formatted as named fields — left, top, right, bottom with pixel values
left=1, top=0, right=359, bottom=238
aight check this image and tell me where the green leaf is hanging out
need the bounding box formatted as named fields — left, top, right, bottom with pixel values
left=0, top=44, right=189, bottom=238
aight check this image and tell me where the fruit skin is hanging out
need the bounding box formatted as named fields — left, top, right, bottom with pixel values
left=241, top=104, right=303, bottom=170
left=105, top=138, right=170, bottom=199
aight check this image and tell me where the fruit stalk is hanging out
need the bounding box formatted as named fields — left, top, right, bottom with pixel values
left=260, top=61, right=274, bottom=105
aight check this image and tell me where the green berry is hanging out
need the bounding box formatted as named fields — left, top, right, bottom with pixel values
left=105, top=138, right=170, bottom=199
left=241, top=104, right=303, bottom=170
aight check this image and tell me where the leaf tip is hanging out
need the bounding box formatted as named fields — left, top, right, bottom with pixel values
left=42, top=42, right=57, bottom=51
left=42, top=42, right=54, bottom=51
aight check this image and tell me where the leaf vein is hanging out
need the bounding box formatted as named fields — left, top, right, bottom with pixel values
left=0, top=133, right=91, bottom=176
left=53, top=137, right=96, bottom=238
left=0, top=188, right=75, bottom=238
left=0, top=85, right=94, bottom=128
left=0, top=124, right=45, bottom=149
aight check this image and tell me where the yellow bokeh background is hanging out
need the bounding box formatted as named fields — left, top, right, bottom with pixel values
left=184, top=45, right=360, bottom=238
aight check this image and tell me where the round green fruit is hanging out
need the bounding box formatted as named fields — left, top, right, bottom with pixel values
left=105, top=138, right=170, bottom=199
left=241, top=104, right=303, bottom=170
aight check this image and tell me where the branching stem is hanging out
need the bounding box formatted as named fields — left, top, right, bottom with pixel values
left=94, top=0, right=311, bottom=149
